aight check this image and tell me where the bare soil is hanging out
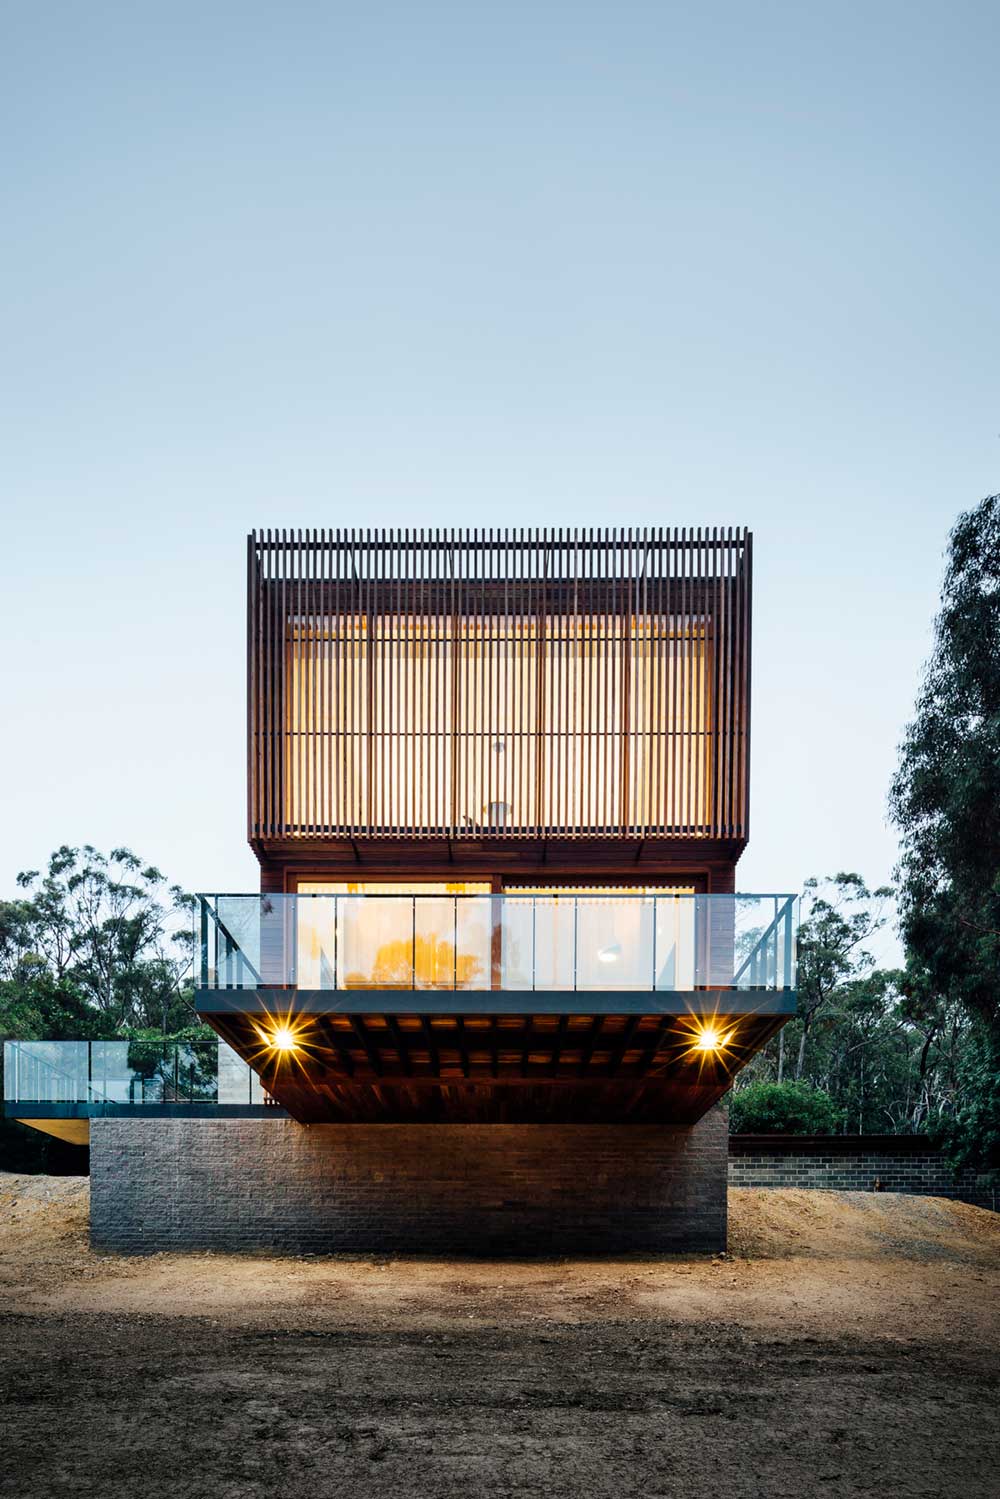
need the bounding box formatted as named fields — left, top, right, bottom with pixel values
left=1, top=1173, right=998, bottom=1498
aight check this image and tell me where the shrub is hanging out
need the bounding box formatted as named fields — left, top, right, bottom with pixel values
left=729, top=1080, right=841, bottom=1135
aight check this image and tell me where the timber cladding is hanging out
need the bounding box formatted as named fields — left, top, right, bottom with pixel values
left=248, top=529, right=752, bottom=848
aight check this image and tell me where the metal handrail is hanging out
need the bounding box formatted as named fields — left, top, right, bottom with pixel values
left=197, top=889, right=799, bottom=900
left=731, top=895, right=797, bottom=988
left=199, top=896, right=263, bottom=986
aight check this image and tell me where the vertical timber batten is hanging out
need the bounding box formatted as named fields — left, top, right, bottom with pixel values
left=248, top=529, right=751, bottom=860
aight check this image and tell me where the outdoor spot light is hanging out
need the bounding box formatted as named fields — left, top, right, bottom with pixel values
left=694, top=1026, right=723, bottom=1052
left=597, top=942, right=622, bottom=964
left=270, top=1026, right=298, bottom=1052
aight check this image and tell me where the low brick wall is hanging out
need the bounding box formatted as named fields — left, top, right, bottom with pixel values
left=728, top=1135, right=997, bottom=1210
left=90, top=1114, right=728, bottom=1255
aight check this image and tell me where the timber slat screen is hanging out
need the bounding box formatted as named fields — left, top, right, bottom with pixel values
left=248, top=529, right=751, bottom=843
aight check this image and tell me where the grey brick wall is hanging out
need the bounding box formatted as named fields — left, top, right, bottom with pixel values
left=90, top=1113, right=728, bottom=1255
left=728, top=1136, right=996, bottom=1210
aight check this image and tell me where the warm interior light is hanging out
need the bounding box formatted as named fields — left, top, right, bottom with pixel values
left=285, top=613, right=708, bottom=831
left=694, top=1026, right=722, bottom=1052
left=270, top=1026, right=298, bottom=1052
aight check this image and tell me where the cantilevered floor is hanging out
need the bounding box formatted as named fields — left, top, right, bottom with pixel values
left=197, top=988, right=793, bottom=1124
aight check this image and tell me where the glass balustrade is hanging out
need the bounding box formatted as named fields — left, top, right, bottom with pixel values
left=2, top=1040, right=263, bottom=1107
left=197, top=892, right=798, bottom=994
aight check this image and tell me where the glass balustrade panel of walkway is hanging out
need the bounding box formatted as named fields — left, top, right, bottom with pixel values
left=3, top=1040, right=268, bottom=1110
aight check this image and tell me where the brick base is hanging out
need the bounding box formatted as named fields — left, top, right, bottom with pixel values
left=90, top=1114, right=728, bottom=1255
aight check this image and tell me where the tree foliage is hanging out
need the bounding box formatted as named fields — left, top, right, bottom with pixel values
left=889, top=493, right=1000, bottom=1165
left=890, top=493, right=1000, bottom=1031
left=728, top=1080, right=841, bottom=1135
left=8, top=845, right=195, bottom=1033
left=732, top=874, right=976, bottom=1137
left=788, top=873, right=893, bottom=1083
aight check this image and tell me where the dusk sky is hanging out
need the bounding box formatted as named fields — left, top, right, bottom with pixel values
left=3, top=2, right=998, bottom=964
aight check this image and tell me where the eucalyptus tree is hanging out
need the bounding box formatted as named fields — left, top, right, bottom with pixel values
left=890, top=493, right=1000, bottom=1164
left=13, top=845, right=194, bottom=1032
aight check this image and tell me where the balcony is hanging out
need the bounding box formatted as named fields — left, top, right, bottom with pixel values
left=195, top=892, right=797, bottom=1011
left=188, top=891, right=798, bottom=1123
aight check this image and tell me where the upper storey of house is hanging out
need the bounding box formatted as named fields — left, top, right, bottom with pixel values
left=248, top=528, right=752, bottom=885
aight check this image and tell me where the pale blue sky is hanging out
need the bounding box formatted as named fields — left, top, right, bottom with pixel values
left=2, top=2, right=998, bottom=961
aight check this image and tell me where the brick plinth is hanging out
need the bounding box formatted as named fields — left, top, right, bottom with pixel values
left=90, top=1114, right=728, bottom=1255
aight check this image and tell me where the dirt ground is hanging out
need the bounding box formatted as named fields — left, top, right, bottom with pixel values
left=1, top=1174, right=998, bottom=1498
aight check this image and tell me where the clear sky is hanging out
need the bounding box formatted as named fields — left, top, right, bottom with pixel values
left=2, top=2, right=998, bottom=963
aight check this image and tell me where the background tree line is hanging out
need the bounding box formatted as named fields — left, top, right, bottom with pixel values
left=734, top=493, right=1000, bottom=1172
left=730, top=872, right=974, bottom=1142
left=2, top=496, right=998, bottom=1172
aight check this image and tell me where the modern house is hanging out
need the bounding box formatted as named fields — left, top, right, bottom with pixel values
left=5, top=528, right=797, bottom=1252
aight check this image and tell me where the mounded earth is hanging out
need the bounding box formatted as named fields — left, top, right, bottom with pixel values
left=1, top=1173, right=998, bottom=1498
